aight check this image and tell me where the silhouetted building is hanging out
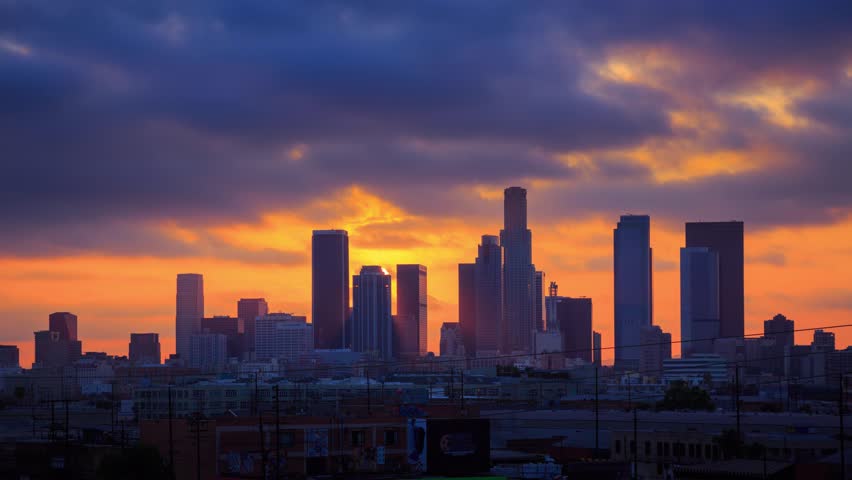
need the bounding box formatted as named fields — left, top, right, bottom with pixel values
left=458, top=263, right=476, bottom=356
left=557, top=297, right=592, bottom=363
left=501, top=186, right=535, bottom=353
left=614, top=215, right=652, bottom=370
left=48, top=312, right=77, bottom=341
left=202, top=316, right=244, bottom=359
left=237, top=298, right=268, bottom=357
left=593, top=331, right=602, bottom=366
left=440, top=322, right=465, bottom=357
left=640, top=325, right=672, bottom=380
left=396, top=264, right=427, bottom=358
left=176, top=273, right=204, bottom=359
left=813, top=329, right=836, bottom=352
left=545, top=281, right=559, bottom=332
left=255, top=313, right=313, bottom=361
left=0, top=345, right=20, bottom=368
left=680, top=247, right=720, bottom=357
left=475, top=235, right=502, bottom=355
left=189, top=333, right=227, bottom=373
left=685, top=221, right=744, bottom=339
left=534, top=271, right=545, bottom=332
left=352, top=266, right=393, bottom=359
left=763, top=313, right=794, bottom=376
left=129, top=333, right=161, bottom=365
left=312, top=230, right=349, bottom=350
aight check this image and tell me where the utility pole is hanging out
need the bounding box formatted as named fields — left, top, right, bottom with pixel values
left=841, top=376, right=846, bottom=480
left=366, top=368, right=372, bottom=416
left=64, top=398, right=70, bottom=478
left=460, top=369, right=465, bottom=411
left=30, top=385, right=35, bottom=439
left=168, top=385, right=175, bottom=480
left=735, top=364, right=741, bottom=457
left=195, top=416, right=201, bottom=480
left=259, top=390, right=267, bottom=479
left=275, top=385, right=280, bottom=480
left=595, top=366, right=600, bottom=459
left=632, top=406, right=638, bottom=480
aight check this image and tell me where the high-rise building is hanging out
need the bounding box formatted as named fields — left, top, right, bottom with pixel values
left=614, top=215, right=652, bottom=370
left=440, top=323, right=465, bottom=357
left=0, top=345, right=20, bottom=368
left=501, top=186, right=535, bottom=353
left=129, top=333, right=161, bottom=365
left=351, top=266, right=393, bottom=359
left=534, top=271, right=545, bottom=332
left=764, top=314, right=794, bottom=352
left=396, top=264, right=427, bottom=358
left=255, top=313, right=314, bottom=361
left=685, top=221, right=744, bottom=339
left=680, top=247, right=720, bottom=358
left=312, top=230, right=349, bottom=350
left=49, top=312, right=77, bottom=341
left=176, top=273, right=204, bottom=359
left=813, top=329, right=836, bottom=352
left=640, top=325, right=672, bottom=380
left=557, top=297, right=593, bottom=363
left=202, top=316, right=244, bottom=359
left=237, top=298, right=268, bottom=357
left=475, top=235, right=502, bottom=355
left=458, top=263, right=476, bottom=356
left=545, top=282, right=559, bottom=332
left=593, top=331, right=602, bottom=366
left=188, top=333, right=227, bottom=373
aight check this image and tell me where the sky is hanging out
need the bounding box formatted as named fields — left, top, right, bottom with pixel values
left=2, top=1, right=852, bottom=367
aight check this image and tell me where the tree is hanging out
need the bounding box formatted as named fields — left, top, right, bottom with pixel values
left=657, top=381, right=715, bottom=412
left=96, top=445, right=169, bottom=480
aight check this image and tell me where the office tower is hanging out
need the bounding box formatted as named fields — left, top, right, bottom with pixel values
left=129, top=333, right=161, bottom=365
left=545, top=282, right=560, bottom=332
left=202, top=316, right=244, bottom=359
left=237, top=298, right=268, bottom=357
left=351, top=266, right=394, bottom=359
left=640, top=325, right=672, bottom=380
left=534, top=271, right=545, bottom=332
left=501, top=186, right=535, bottom=353
left=0, top=345, right=20, bottom=368
left=812, top=329, right=836, bottom=352
left=614, top=215, right=652, bottom=370
left=49, top=312, right=77, bottom=340
left=312, top=230, right=349, bottom=350
left=680, top=247, right=720, bottom=357
left=475, top=235, right=503, bottom=355
left=176, top=273, right=204, bottom=359
left=188, top=333, right=227, bottom=373
left=685, top=221, right=744, bottom=339
left=557, top=297, right=593, bottom=363
left=593, top=331, right=602, bottom=366
left=764, top=314, right=794, bottom=351
left=396, top=264, right=428, bottom=358
left=458, top=263, right=477, bottom=356
left=440, top=323, right=465, bottom=357
left=255, top=313, right=314, bottom=360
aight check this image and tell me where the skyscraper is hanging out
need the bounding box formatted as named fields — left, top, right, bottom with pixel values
left=813, top=329, right=836, bottom=352
left=34, top=312, right=82, bottom=367
left=685, top=221, right=744, bottom=339
left=237, top=298, right=268, bottom=357
left=680, top=247, right=720, bottom=357
left=545, top=282, right=560, bottom=332
left=202, top=316, right=244, bottom=359
left=49, top=312, right=77, bottom=341
left=614, top=215, right=652, bottom=370
left=396, top=264, right=427, bottom=358
left=557, top=297, right=593, bottom=363
left=440, top=322, right=465, bottom=357
left=534, top=271, right=545, bottom=332
left=188, top=333, right=227, bottom=373
left=351, top=266, right=393, bottom=359
left=312, top=230, right=349, bottom=350
left=176, top=273, right=204, bottom=359
left=458, top=263, right=476, bottom=356
left=764, top=313, right=794, bottom=351
left=501, top=187, right=535, bottom=353
left=593, top=331, right=602, bottom=366
left=255, top=313, right=313, bottom=361
left=475, top=235, right=502, bottom=355
left=640, top=325, right=672, bottom=380
left=129, top=333, right=161, bottom=365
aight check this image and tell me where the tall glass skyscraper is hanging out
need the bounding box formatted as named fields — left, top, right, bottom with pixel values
left=176, top=273, right=204, bottom=359
left=395, top=264, right=427, bottom=358
left=312, top=230, right=349, bottom=349
left=613, top=215, right=652, bottom=370
left=475, top=235, right=502, bottom=355
left=501, top=187, right=534, bottom=353
left=351, top=266, right=393, bottom=360
left=458, top=263, right=476, bottom=356
left=680, top=247, right=720, bottom=357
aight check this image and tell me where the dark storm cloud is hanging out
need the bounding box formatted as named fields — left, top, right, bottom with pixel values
left=1, top=0, right=851, bottom=256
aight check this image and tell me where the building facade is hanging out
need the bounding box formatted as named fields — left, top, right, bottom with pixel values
left=614, top=215, right=652, bottom=370
left=593, top=331, right=602, bottom=366
left=0, top=345, right=19, bottom=368
left=255, top=313, right=314, bottom=361
left=501, top=187, right=535, bottom=354
left=680, top=247, right=720, bottom=357
left=202, top=316, right=244, bottom=360
left=534, top=271, right=545, bottom=332
left=458, top=263, right=477, bottom=357
left=189, top=333, right=227, bottom=373
left=351, top=266, right=393, bottom=360
left=440, top=322, right=465, bottom=357
left=557, top=297, right=593, bottom=363
left=176, top=273, right=204, bottom=360
left=475, top=235, right=502, bottom=355
left=395, top=264, right=427, bottom=358
left=312, top=230, right=349, bottom=350
left=129, top=333, right=161, bottom=365
left=237, top=298, right=268, bottom=357
left=640, top=325, right=672, bottom=381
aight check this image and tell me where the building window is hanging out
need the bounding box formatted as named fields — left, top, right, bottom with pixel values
left=384, top=430, right=398, bottom=446
left=630, top=441, right=636, bottom=455
left=351, top=430, right=366, bottom=447
left=645, top=441, right=651, bottom=457
left=615, top=440, right=621, bottom=454
left=664, top=443, right=670, bottom=457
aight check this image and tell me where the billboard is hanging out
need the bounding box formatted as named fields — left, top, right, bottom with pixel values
left=426, top=418, right=490, bottom=476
